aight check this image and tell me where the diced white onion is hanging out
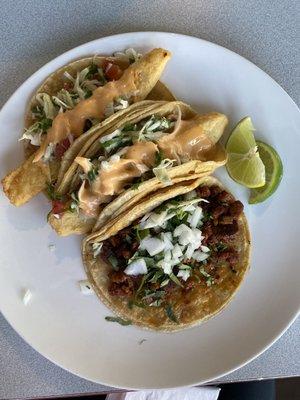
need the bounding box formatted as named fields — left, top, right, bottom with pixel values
left=124, top=259, right=147, bottom=276
left=48, top=244, right=56, bottom=252
left=79, top=280, right=94, bottom=295
left=109, top=154, right=120, bottom=163
left=185, top=244, right=195, bottom=259
left=99, top=129, right=121, bottom=143
left=201, top=245, right=210, bottom=253
left=184, top=190, right=197, bottom=200
left=158, top=260, right=172, bottom=275
left=161, top=232, right=174, bottom=251
left=92, top=242, right=103, bottom=258
left=172, top=243, right=183, bottom=259
left=101, top=160, right=110, bottom=171
left=177, top=269, right=190, bottom=281
left=193, top=251, right=210, bottom=262
left=22, top=289, right=32, bottom=306
left=164, top=250, right=172, bottom=262
left=188, top=207, right=203, bottom=228
left=139, top=237, right=165, bottom=256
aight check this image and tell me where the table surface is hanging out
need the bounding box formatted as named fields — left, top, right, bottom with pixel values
left=0, top=0, right=299, bottom=398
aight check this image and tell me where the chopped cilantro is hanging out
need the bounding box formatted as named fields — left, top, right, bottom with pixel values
left=128, top=299, right=145, bottom=309
left=46, top=183, right=62, bottom=200
left=215, top=242, right=228, bottom=252
left=154, top=149, right=164, bottom=166
left=108, top=255, right=119, bottom=271
left=122, top=123, right=137, bottom=132
left=105, top=316, right=132, bottom=326
left=84, top=89, right=92, bottom=99
left=40, top=118, right=53, bottom=132
left=169, top=273, right=183, bottom=287
left=87, top=63, right=98, bottom=77
left=100, top=135, right=132, bottom=155
left=165, top=304, right=178, bottom=323
left=87, top=167, right=98, bottom=182
left=136, top=228, right=150, bottom=241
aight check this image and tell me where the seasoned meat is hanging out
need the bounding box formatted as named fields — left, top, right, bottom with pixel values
left=101, top=242, right=113, bottom=259
left=108, top=271, right=134, bottom=296
left=216, top=190, right=235, bottom=204
left=219, top=215, right=235, bottom=225
left=108, top=235, right=121, bottom=247
left=211, top=205, right=228, bottom=220
left=196, top=185, right=211, bottom=198
left=202, top=222, right=213, bottom=244
left=131, top=240, right=139, bottom=252
left=209, top=185, right=222, bottom=197
left=214, top=221, right=239, bottom=238
left=115, top=243, right=133, bottom=260
left=228, top=200, right=244, bottom=217
left=216, top=249, right=238, bottom=265
left=183, top=278, right=196, bottom=292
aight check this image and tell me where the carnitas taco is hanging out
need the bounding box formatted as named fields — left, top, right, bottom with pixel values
left=82, top=175, right=250, bottom=331
left=48, top=101, right=228, bottom=236
left=2, top=48, right=172, bottom=206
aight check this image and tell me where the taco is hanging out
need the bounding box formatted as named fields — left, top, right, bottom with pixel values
left=82, top=176, right=250, bottom=331
left=48, top=101, right=228, bottom=236
left=2, top=48, right=171, bottom=206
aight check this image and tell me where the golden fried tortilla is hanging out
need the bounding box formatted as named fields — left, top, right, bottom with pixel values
left=82, top=176, right=250, bottom=331
left=2, top=49, right=172, bottom=207
left=2, top=154, right=50, bottom=206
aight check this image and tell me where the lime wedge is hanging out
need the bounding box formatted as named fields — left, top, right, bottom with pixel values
left=226, top=117, right=266, bottom=188
left=249, top=141, right=283, bottom=204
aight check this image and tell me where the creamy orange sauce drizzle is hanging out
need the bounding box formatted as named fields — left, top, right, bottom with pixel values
left=76, top=114, right=225, bottom=217
left=33, top=68, right=137, bottom=162
left=158, top=117, right=215, bottom=162
left=76, top=142, right=158, bottom=216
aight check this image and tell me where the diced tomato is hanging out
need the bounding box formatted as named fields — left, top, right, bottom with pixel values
left=63, top=82, right=73, bottom=90
left=102, top=60, right=123, bottom=81
left=51, top=200, right=65, bottom=215
left=54, top=137, right=72, bottom=159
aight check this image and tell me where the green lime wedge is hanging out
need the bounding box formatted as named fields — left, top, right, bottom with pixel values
left=249, top=141, right=283, bottom=204
left=226, top=117, right=266, bottom=188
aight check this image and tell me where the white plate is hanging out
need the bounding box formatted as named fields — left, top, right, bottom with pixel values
left=0, top=32, right=299, bottom=389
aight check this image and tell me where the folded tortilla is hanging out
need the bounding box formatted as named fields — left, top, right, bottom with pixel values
left=82, top=176, right=250, bottom=331
left=2, top=48, right=172, bottom=206
left=48, top=100, right=228, bottom=236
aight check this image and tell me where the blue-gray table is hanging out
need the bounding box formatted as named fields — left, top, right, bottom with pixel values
left=0, top=1, right=299, bottom=398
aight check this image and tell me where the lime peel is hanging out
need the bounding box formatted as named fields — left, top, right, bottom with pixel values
left=226, top=117, right=266, bottom=188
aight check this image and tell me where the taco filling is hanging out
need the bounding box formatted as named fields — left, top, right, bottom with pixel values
left=2, top=48, right=171, bottom=207
left=54, top=109, right=227, bottom=219
left=21, top=49, right=141, bottom=160
left=33, top=48, right=170, bottom=162
left=91, top=183, right=246, bottom=325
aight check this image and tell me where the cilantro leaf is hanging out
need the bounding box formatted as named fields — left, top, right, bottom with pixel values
left=165, top=304, right=178, bottom=323
left=105, top=316, right=132, bottom=326
left=46, top=183, right=62, bottom=200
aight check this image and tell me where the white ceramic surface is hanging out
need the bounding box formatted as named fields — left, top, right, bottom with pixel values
left=0, top=32, right=299, bottom=389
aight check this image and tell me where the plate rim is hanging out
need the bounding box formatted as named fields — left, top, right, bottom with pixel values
left=0, top=31, right=299, bottom=389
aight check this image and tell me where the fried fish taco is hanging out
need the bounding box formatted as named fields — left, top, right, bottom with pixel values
left=48, top=101, right=228, bottom=236
left=2, top=48, right=172, bottom=206
left=82, top=176, right=250, bottom=331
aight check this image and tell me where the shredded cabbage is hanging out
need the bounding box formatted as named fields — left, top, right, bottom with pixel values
left=92, top=242, right=103, bottom=258
left=153, top=158, right=175, bottom=185
left=36, top=94, right=57, bottom=119
left=113, top=48, right=142, bottom=63
left=19, top=125, right=43, bottom=146
left=43, top=143, right=56, bottom=161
